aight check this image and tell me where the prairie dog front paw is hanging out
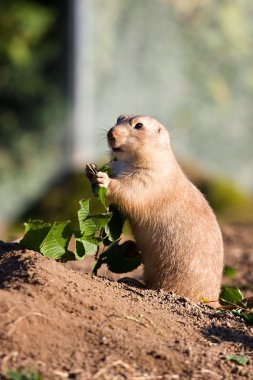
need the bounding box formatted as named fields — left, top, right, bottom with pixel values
left=85, top=163, right=98, bottom=181
left=96, top=171, right=111, bottom=189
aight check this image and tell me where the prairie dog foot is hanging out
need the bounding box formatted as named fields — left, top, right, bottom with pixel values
left=96, top=171, right=111, bottom=188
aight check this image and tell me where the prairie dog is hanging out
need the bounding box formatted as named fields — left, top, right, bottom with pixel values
left=88, top=115, right=224, bottom=303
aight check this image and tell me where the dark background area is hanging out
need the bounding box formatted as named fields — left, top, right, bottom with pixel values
left=1, top=0, right=253, bottom=240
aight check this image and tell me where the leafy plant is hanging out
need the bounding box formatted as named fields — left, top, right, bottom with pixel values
left=219, top=286, right=253, bottom=325
left=19, top=163, right=142, bottom=275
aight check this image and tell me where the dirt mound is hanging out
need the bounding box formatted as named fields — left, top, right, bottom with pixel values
left=0, top=226, right=253, bottom=379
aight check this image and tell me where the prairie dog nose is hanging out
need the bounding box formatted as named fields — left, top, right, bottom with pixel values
left=107, top=128, right=115, bottom=142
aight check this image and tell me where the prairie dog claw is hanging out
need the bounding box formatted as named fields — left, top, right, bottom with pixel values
left=86, top=163, right=98, bottom=180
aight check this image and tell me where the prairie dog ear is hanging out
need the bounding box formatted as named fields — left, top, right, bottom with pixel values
left=116, top=115, right=127, bottom=124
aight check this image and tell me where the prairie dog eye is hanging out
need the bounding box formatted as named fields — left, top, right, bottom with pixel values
left=134, top=123, right=144, bottom=130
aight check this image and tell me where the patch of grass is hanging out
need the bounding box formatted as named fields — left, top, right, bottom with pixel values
left=6, top=369, right=43, bottom=380
left=223, top=265, right=236, bottom=278
left=183, top=162, right=253, bottom=223
left=225, top=355, right=248, bottom=366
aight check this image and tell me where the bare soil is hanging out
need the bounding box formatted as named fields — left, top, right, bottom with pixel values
left=0, top=225, right=253, bottom=380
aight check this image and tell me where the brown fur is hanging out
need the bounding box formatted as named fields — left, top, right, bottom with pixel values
left=93, top=115, right=224, bottom=303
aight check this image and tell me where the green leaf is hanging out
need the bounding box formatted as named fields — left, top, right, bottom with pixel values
left=225, top=354, right=248, bottom=366
left=81, top=237, right=102, bottom=256
left=77, top=198, right=111, bottom=236
left=232, top=309, right=253, bottom=324
left=19, top=220, right=72, bottom=260
left=20, top=220, right=52, bottom=252
left=219, top=286, right=244, bottom=306
left=105, top=205, right=126, bottom=242
left=74, top=238, right=86, bottom=259
left=97, top=161, right=113, bottom=209
left=98, top=163, right=112, bottom=175
left=98, top=186, right=108, bottom=209
left=74, top=236, right=101, bottom=259
left=80, top=213, right=112, bottom=237
left=93, top=240, right=142, bottom=275
left=223, top=265, right=236, bottom=277
left=40, top=221, right=72, bottom=259
left=78, top=199, right=90, bottom=233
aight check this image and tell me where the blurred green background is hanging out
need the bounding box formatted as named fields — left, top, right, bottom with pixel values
left=1, top=0, right=253, bottom=240
left=0, top=0, right=69, bottom=233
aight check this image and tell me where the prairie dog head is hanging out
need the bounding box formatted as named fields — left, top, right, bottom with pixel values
left=107, top=115, right=171, bottom=163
